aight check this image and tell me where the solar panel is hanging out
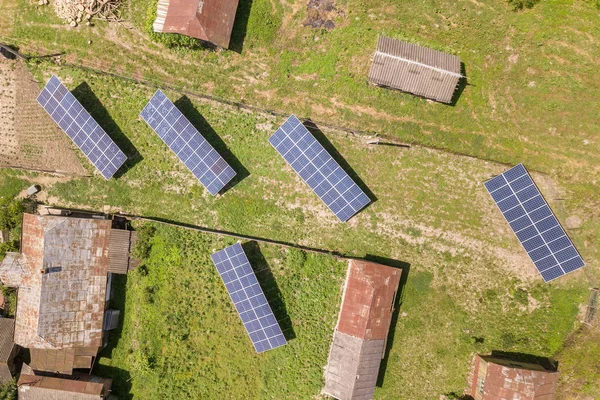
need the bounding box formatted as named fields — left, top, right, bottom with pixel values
left=36, top=75, right=127, bottom=179
left=484, top=164, right=585, bottom=282
left=211, top=243, right=287, bottom=353
left=140, top=90, right=236, bottom=195
left=268, top=115, right=370, bottom=222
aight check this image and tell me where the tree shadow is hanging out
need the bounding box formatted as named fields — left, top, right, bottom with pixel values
left=242, top=241, right=296, bottom=341
left=174, top=96, right=249, bottom=194
left=362, top=254, right=410, bottom=388
left=488, top=350, right=559, bottom=372
left=303, top=119, right=377, bottom=207
left=71, top=82, right=143, bottom=179
left=450, top=63, right=470, bottom=107
left=229, top=0, right=253, bottom=53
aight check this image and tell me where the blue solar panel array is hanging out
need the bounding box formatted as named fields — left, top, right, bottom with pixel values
left=140, top=90, right=236, bottom=195
left=269, top=115, right=370, bottom=222
left=36, top=75, right=127, bottom=179
left=484, top=164, right=585, bottom=282
left=211, top=243, right=287, bottom=353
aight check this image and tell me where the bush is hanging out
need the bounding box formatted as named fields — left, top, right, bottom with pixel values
left=0, top=379, right=17, bottom=400
left=507, top=0, right=540, bottom=10
left=0, top=198, right=25, bottom=231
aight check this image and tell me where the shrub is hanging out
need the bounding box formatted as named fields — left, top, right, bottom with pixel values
left=507, top=0, right=540, bottom=10
left=0, top=379, right=16, bottom=400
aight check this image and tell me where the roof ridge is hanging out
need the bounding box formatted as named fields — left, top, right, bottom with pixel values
left=374, top=51, right=463, bottom=78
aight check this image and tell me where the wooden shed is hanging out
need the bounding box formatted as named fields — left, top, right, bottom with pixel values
left=471, top=354, right=559, bottom=400
left=0, top=318, right=17, bottom=384
left=323, top=260, right=401, bottom=400
left=153, top=0, right=240, bottom=48
left=368, top=35, right=462, bottom=104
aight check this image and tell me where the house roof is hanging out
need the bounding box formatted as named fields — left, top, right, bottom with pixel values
left=18, top=370, right=112, bottom=400
left=323, top=332, right=386, bottom=400
left=153, top=0, right=240, bottom=48
left=336, top=260, right=401, bottom=340
left=368, top=35, right=462, bottom=103
left=0, top=214, right=111, bottom=351
left=323, top=260, right=402, bottom=400
left=0, top=317, right=15, bottom=363
left=473, top=355, right=559, bottom=400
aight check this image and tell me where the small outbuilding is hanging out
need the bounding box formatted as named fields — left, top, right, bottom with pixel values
left=323, top=259, right=401, bottom=400
left=153, top=0, right=240, bottom=48
left=470, top=354, right=559, bottom=400
left=18, top=364, right=113, bottom=399
left=368, top=35, right=462, bottom=104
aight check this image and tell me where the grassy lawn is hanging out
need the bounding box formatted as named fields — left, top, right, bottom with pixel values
left=0, top=64, right=594, bottom=398
left=0, top=0, right=598, bottom=397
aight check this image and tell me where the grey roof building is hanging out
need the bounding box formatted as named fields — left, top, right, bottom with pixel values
left=368, top=35, right=462, bottom=104
left=0, top=213, right=136, bottom=375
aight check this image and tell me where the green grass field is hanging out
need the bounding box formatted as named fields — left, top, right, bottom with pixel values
left=0, top=0, right=599, bottom=398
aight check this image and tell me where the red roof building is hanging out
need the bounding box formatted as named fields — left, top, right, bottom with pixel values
left=323, top=260, right=402, bottom=400
left=153, top=0, right=240, bottom=48
left=470, top=354, right=559, bottom=400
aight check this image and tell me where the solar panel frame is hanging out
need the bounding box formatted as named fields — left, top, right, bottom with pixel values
left=36, top=75, right=127, bottom=179
left=139, top=90, right=236, bottom=196
left=269, top=115, right=370, bottom=222
left=210, top=243, right=287, bottom=353
left=484, top=164, right=585, bottom=282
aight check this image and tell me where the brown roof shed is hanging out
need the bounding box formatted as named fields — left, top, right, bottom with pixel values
left=470, top=354, right=559, bottom=400
left=323, top=260, right=401, bottom=400
left=368, top=35, right=462, bottom=104
left=0, top=317, right=16, bottom=383
left=18, top=367, right=112, bottom=400
left=153, top=0, right=240, bottom=48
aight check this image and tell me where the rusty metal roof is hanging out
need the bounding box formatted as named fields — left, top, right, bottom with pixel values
left=471, top=355, right=559, bottom=400
left=18, top=370, right=111, bottom=400
left=336, top=259, right=401, bottom=340
left=0, top=318, right=15, bottom=363
left=368, top=35, right=462, bottom=103
left=153, top=0, right=240, bottom=48
left=0, top=214, right=111, bottom=352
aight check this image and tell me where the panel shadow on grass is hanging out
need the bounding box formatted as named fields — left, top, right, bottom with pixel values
left=95, top=273, right=131, bottom=399
left=303, top=119, right=377, bottom=205
left=229, top=0, right=253, bottom=54
left=363, top=254, right=410, bottom=388
left=174, top=95, right=250, bottom=194
left=72, top=82, right=142, bottom=179
left=242, top=241, right=296, bottom=341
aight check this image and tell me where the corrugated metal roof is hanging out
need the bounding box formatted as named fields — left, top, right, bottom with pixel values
left=153, top=0, right=240, bottom=48
left=323, top=332, right=385, bottom=400
left=471, top=355, right=559, bottom=400
left=5, top=214, right=111, bottom=352
left=336, top=260, right=401, bottom=340
left=368, top=35, right=462, bottom=103
left=0, top=365, right=11, bottom=384
left=18, top=372, right=111, bottom=400
left=108, top=229, right=132, bottom=274
left=0, top=318, right=15, bottom=363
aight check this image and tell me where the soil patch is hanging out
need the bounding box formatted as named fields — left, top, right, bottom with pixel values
left=304, top=0, right=344, bottom=30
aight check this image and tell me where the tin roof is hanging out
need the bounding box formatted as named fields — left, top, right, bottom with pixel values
left=0, top=214, right=111, bottom=351
left=323, top=260, right=402, bottom=400
left=0, top=318, right=15, bottom=363
left=153, top=0, right=240, bottom=48
left=472, top=355, right=559, bottom=400
left=368, top=35, right=462, bottom=103
left=336, top=260, right=401, bottom=340
left=18, top=370, right=112, bottom=400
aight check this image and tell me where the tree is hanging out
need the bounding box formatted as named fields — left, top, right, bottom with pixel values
left=0, top=379, right=17, bottom=400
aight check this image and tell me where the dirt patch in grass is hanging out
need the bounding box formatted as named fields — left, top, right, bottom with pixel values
left=0, top=58, right=86, bottom=175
